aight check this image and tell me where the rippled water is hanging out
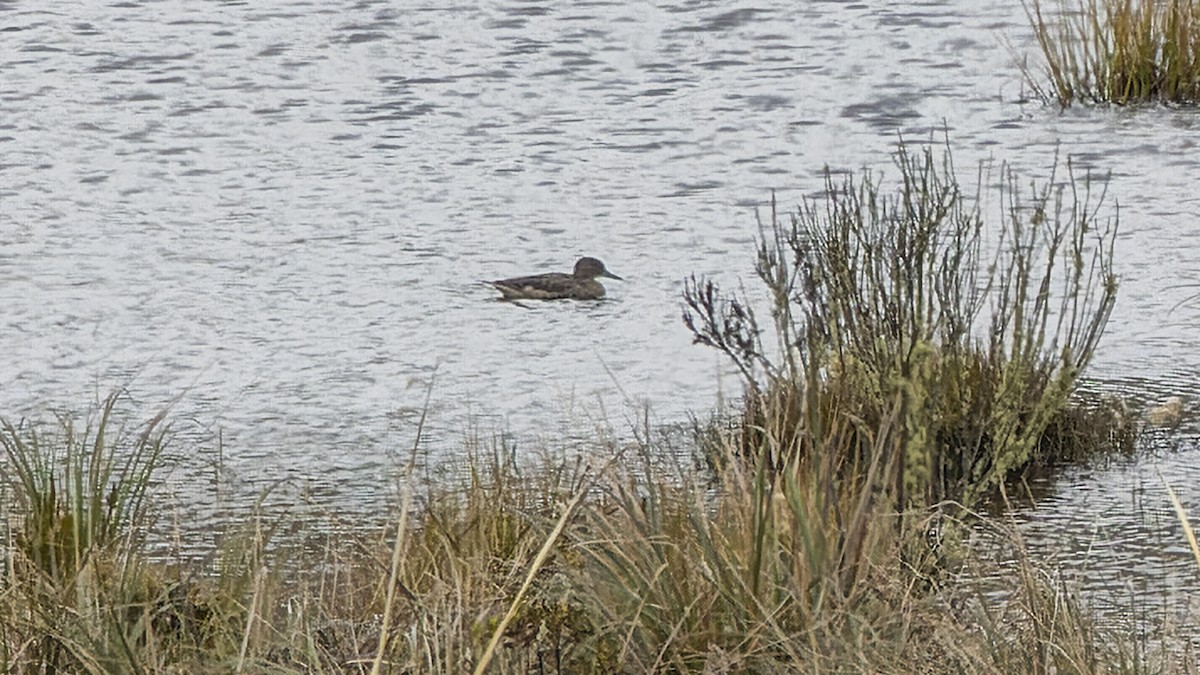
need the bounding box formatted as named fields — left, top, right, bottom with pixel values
left=3, top=0, right=1200, bottom=633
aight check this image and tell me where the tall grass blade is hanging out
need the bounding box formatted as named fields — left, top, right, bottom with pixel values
left=1160, top=472, right=1200, bottom=572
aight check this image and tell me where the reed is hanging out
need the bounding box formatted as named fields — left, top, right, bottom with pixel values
left=1021, top=0, right=1200, bottom=105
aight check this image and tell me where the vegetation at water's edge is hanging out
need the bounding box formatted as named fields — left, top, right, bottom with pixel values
left=1021, top=0, right=1200, bottom=106
left=686, top=137, right=1128, bottom=508
left=2, top=139, right=1194, bottom=673
left=3, top=396, right=1191, bottom=674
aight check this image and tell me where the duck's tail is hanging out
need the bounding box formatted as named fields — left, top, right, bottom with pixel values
left=482, top=281, right=534, bottom=309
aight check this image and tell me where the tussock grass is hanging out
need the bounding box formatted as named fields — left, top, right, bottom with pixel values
left=2, top=392, right=165, bottom=582
left=963, top=508, right=1161, bottom=674
left=1022, top=0, right=1200, bottom=105
left=568, top=402, right=942, bottom=671
left=0, top=392, right=171, bottom=673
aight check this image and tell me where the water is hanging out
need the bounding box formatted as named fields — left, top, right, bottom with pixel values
left=1007, top=442, right=1200, bottom=644
left=3, top=0, right=1200, bottom=634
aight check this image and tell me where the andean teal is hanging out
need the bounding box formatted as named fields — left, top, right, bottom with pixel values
left=488, top=257, right=623, bottom=301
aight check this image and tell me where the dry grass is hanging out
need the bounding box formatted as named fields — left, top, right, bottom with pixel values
left=0, top=393, right=1172, bottom=673
left=1162, top=474, right=1200, bottom=572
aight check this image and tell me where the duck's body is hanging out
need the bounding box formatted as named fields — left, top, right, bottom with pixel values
left=488, top=257, right=623, bottom=301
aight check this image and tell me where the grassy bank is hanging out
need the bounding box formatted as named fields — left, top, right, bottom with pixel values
left=2, top=398, right=1188, bottom=673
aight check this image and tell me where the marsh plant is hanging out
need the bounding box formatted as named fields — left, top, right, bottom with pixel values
left=1022, top=0, right=1200, bottom=105
left=1, top=394, right=166, bottom=580
left=0, top=393, right=171, bottom=672
left=0, top=399, right=1168, bottom=672
left=684, top=138, right=1124, bottom=509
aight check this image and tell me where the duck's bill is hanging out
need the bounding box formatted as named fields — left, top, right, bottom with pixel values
left=602, top=270, right=624, bottom=280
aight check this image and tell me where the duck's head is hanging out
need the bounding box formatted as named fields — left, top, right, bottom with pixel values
left=574, top=256, right=623, bottom=280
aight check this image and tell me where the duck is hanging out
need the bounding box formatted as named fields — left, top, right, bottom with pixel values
left=487, top=257, right=623, bottom=301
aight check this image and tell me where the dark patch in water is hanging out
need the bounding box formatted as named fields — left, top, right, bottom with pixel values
left=840, top=96, right=921, bottom=130
left=668, top=8, right=768, bottom=33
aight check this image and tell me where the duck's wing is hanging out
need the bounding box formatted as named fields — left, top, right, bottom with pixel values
left=488, top=272, right=577, bottom=300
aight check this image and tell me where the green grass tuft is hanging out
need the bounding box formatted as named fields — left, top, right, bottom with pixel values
left=1022, top=0, right=1200, bottom=105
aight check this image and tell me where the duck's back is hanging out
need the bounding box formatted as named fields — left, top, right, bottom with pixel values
left=490, top=272, right=605, bottom=300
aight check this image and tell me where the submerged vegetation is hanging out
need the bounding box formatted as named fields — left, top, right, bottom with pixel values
left=1022, top=0, right=1200, bottom=105
left=0, top=139, right=1190, bottom=673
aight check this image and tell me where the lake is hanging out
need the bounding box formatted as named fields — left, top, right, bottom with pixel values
left=2, top=0, right=1199, bottom=638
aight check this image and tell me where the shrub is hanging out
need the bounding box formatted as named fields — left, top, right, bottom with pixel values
left=684, top=137, right=1124, bottom=509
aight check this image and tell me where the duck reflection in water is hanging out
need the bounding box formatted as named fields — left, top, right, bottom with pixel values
left=487, top=257, right=623, bottom=302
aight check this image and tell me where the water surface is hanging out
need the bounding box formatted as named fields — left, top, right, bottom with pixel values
left=3, top=0, right=1200, bottom=635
